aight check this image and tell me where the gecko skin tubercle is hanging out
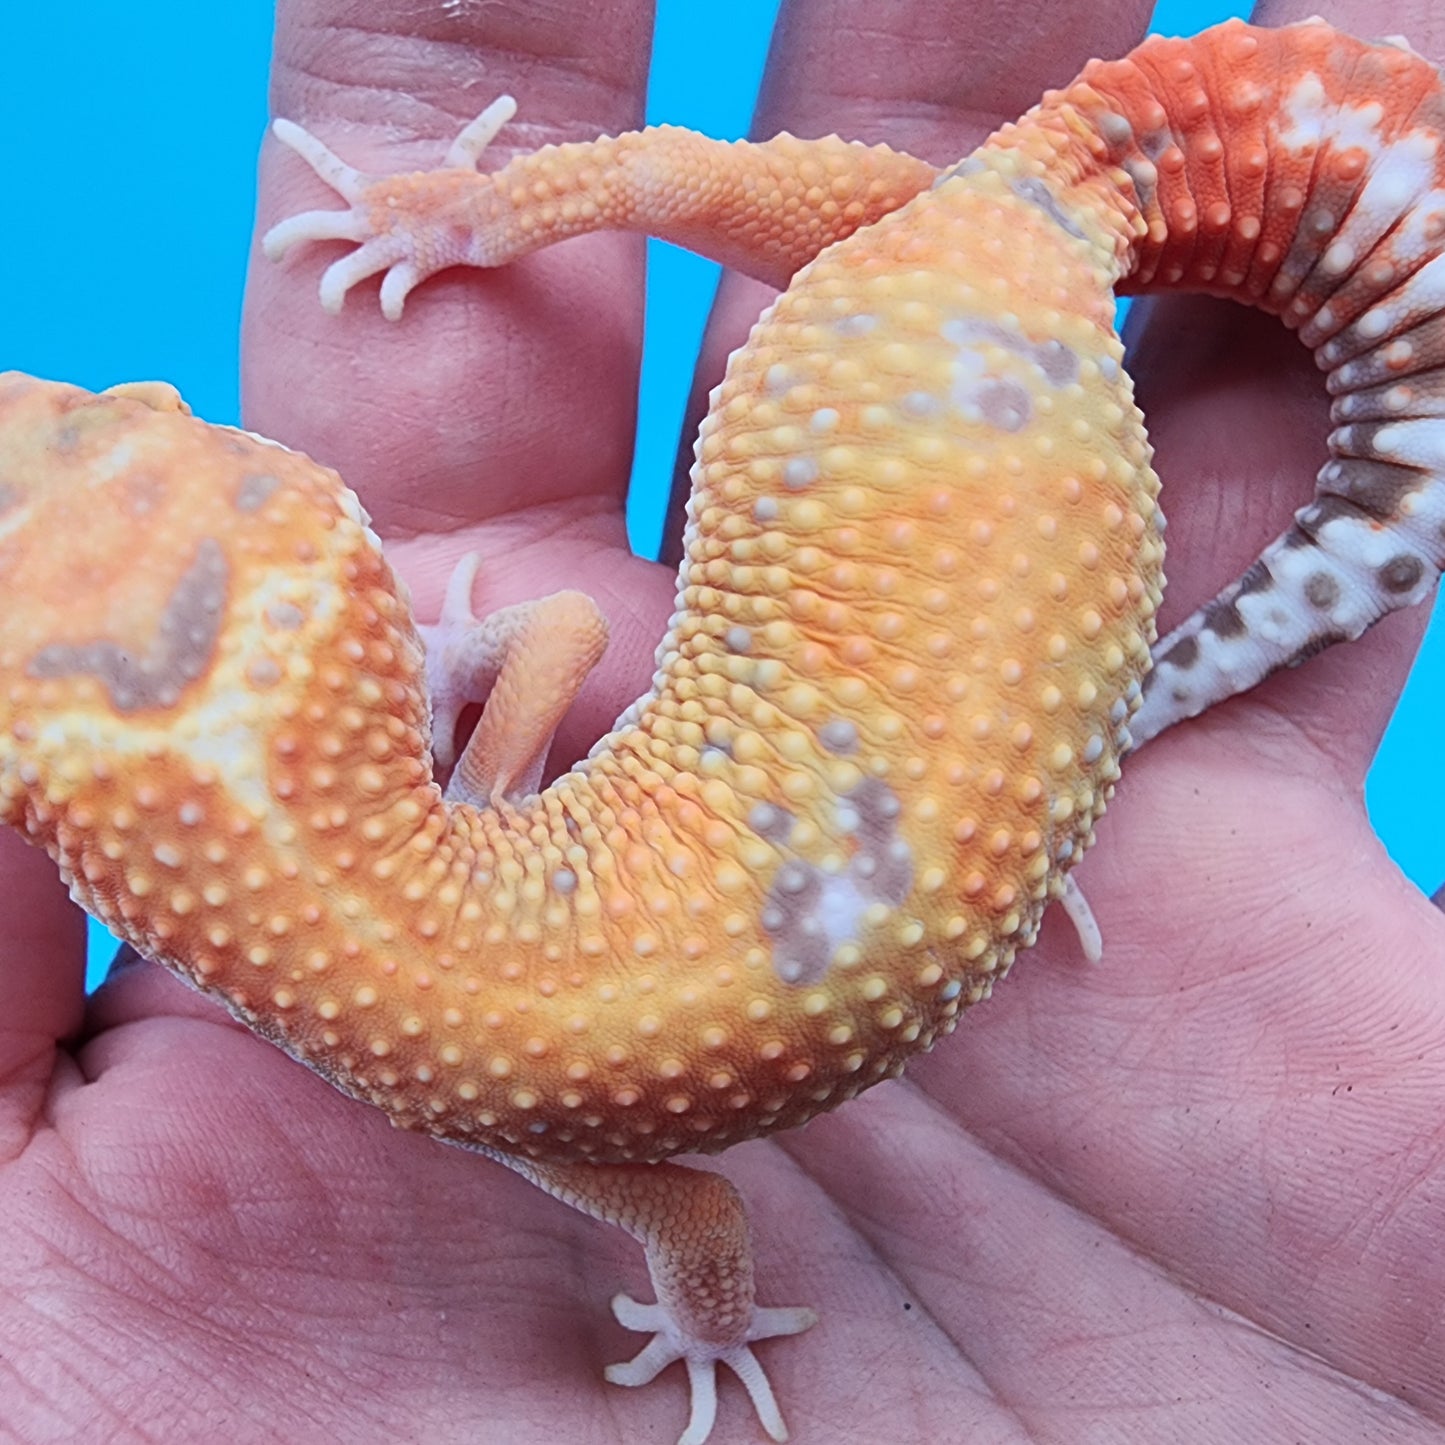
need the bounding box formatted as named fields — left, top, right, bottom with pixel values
left=4, top=19, right=1445, bottom=1445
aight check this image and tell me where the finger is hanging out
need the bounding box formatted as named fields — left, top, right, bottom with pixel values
left=245, top=0, right=677, bottom=763
left=244, top=0, right=653, bottom=580
left=1124, top=0, right=1445, bottom=780
left=0, top=829, right=86, bottom=1111
left=660, top=0, right=1158, bottom=562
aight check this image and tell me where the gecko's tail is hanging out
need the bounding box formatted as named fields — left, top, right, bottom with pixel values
left=1004, top=18, right=1445, bottom=741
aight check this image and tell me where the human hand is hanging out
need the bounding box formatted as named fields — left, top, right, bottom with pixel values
left=3, top=0, right=1442, bottom=1440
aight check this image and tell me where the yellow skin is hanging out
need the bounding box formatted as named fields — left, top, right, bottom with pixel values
left=4, top=13, right=1445, bottom=1445
left=0, top=123, right=1155, bottom=1437
left=2, top=55, right=1161, bottom=1142
left=1, top=151, right=1149, bottom=1149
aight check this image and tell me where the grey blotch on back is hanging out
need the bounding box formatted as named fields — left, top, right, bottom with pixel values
left=28, top=538, right=230, bottom=712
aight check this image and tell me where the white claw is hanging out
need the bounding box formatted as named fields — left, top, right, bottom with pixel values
left=444, top=93, right=519, bottom=168
left=439, top=551, right=483, bottom=626
left=604, top=1328, right=677, bottom=1388
left=379, top=261, right=422, bottom=321
left=609, top=1290, right=662, bottom=1334
left=318, top=240, right=403, bottom=315
left=1059, top=874, right=1103, bottom=963
left=680, top=1357, right=722, bottom=1445
left=269, top=117, right=366, bottom=201
left=262, top=117, right=376, bottom=275
left=261, top=207, right=369, bottom=262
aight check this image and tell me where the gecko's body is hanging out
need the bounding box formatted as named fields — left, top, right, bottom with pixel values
left=2, top=18, right=1443, bottom=1444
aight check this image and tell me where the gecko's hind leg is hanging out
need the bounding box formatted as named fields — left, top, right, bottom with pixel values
left=477, top=1148, right=817, bottom=1445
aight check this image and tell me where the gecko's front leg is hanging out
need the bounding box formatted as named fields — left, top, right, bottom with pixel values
left=263, top=97, right=941, bottom=314
left=417, top=552, right=609, bottom=808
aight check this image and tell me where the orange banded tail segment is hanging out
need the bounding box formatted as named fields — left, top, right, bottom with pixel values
left=1024, top=18, right=1445, bottom=740
left=1059, top=18, right=1445, bottom=305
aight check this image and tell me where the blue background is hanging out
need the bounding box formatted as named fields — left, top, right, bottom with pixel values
left=1, top=2, right=1439, bottom=988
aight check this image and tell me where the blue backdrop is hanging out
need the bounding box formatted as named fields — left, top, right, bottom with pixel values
left=2, top=2, right=1438, bottom=989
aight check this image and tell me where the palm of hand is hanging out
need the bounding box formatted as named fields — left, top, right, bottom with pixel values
left=3, top=0, right=1443, bottom=1440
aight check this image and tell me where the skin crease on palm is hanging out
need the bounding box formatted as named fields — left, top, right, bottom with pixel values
left=3, top=0, right=1444, bottom=1439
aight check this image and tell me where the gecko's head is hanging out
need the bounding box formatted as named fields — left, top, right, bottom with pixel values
left=0, top=372, right=433, bottom=945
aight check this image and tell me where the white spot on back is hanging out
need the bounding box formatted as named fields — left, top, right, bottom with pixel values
left=784, top=457, right=818, bottom=490
left=1277, top=73, right=1384, bottom=155
left=1371, top=418, right=1445, bottom=468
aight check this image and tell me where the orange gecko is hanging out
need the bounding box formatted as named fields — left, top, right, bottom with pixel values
left=3, top=17, right=1444, bottom=1444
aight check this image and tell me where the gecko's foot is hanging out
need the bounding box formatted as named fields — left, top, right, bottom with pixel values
left=262, top=95, right=519, bottom=319
left=606, top=1292, right=817, bottom=1445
